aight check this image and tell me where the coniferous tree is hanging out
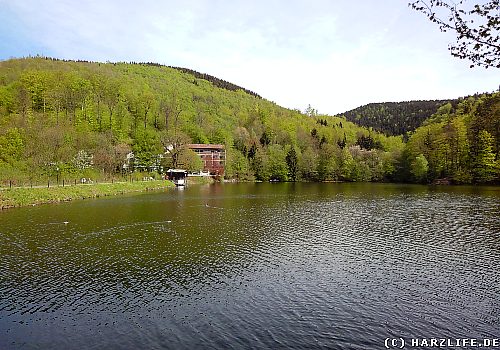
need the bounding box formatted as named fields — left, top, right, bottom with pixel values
left=286, top=147, right=298, bottom=182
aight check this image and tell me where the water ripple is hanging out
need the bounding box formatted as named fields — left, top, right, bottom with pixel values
left=0, top=183, right=499, bottom=349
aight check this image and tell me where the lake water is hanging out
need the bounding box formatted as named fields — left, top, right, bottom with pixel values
left=0, top=183, right=499, bottom=349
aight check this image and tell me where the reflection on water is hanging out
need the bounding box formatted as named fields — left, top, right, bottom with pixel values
left=0, top=183, right=499, bottom=349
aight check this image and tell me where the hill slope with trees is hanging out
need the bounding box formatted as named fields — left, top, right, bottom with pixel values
left=0, top=57, right=404, bottom=185
left=401, top=92, right=500, bottom=184
left=0, top=57, right=498, bottom=185
left=338, top=99, right=459, bottom=136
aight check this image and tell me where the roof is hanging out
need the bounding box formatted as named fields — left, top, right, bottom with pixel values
left=187, top=144, right=225, bottom=150
left=167, top=169, right=187, bottom=173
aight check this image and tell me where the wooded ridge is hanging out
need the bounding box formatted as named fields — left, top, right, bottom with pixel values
left=0, top=57, right=498, bottom=185
left=339, top=99, right=461, bottom=136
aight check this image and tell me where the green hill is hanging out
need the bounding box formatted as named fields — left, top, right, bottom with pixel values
left=0, top=56, right=434, bottom=185
left=339, top=99, right=459, bottom=136
left=402, top=92, right=500, bottom=184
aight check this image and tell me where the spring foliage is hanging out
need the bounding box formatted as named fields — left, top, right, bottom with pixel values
left=0, top=57, right=498, bottom=185
left=403, top=92, right=500, bottom=183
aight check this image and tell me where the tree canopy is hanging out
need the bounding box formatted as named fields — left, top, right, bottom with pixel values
left=0, top=57, right=407, bottom=185
left=338, top=99, right=458, bottom=136
left=0, top=57, right=498, bottom=186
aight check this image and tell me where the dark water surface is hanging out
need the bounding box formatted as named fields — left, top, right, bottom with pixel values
left=0, top=183, right=499, bottom=349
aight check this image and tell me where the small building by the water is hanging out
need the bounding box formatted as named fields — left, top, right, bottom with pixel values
left=166, top=169, right=187, bottom=186
left=187, top=144, right=225, bottom=176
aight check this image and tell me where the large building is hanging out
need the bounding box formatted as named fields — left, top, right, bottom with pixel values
left=187, top=144, right=225, bottom=175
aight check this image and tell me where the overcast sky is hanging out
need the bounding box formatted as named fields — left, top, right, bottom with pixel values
left=0, top=0, right=497, bottom=114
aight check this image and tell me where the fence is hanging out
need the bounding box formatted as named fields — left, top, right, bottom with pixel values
left=0, top=173, right=165, bottom=190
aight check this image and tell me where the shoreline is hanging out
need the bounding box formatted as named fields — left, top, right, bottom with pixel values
left=2, top=178, right=498, bottom=210
left=0, top=180, right=175, bottom=210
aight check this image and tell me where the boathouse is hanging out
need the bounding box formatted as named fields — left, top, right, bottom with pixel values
left=187, top=144, right=225, bottom=175
left=166, top=169, right=187, bottom=186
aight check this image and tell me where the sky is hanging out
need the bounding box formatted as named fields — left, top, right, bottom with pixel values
left=0, top=0, right=497, bottom=114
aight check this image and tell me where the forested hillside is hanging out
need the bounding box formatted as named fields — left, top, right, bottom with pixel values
left=340, top=99, right=458, bottom=136
left=401, top=92, right=500, bottom=184
left=0, top=57, right=404, bottom=185
left=0, top=57, right=498, bottom=185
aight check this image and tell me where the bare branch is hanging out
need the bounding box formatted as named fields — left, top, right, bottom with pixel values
left=409, top=0, right=500, bottom=68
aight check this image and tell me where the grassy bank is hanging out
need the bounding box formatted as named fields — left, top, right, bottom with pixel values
left=186, top=176, right=216, bottom=185
left=0, top=180, right=174, bottom=209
